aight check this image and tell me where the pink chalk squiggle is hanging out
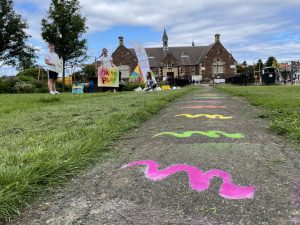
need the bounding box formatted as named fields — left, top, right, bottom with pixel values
left=122, top=160, right=255, bottom=200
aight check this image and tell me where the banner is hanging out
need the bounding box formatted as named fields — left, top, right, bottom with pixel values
left=98, top=67, right=119, bottom=87
left=55, top=58, right=63, bottom=74
left=132, top=43, right=150, bottom=82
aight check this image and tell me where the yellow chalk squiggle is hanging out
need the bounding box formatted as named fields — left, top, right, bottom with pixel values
left=176, top=114, right=233, bottom=119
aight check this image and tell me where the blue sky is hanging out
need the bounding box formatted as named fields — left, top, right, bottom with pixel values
left=1, top=0, right=300, bottom=75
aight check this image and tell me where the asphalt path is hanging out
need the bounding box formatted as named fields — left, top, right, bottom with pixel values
left=11, top=86, right=300, bottom=225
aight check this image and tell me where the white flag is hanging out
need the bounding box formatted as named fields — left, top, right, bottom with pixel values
left=132, top=43, right=150, bottom=82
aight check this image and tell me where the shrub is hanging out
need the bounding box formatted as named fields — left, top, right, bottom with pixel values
left=17, top=76, right=36, bottom=82
left=13, top=81, right=35, bottom=93
left=0, top=77, right=19, bottom=93
left=123, top=82, right=145, bottom=91
left=56, top=81, right=72, bottom=92
left=16, top=68, right=46, bottom=80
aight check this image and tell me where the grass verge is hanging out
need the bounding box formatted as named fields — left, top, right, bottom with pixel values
left=217, top=85, right=300, bottom=142
left=0, top=87, right=194, bottom=221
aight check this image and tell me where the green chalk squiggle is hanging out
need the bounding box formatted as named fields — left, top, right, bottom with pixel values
left=153, top=131, right=244, bottom=139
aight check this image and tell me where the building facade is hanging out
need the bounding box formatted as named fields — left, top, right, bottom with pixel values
left=112, top=30, right=237, bottom=81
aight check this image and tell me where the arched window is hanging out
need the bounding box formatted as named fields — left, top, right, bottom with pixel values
left=212, top=59, right=224, bottom=74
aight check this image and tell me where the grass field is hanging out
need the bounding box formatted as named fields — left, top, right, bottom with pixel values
left=217, top=85, right=300, bottom=142
left=0, top=87, right=194, bottom=221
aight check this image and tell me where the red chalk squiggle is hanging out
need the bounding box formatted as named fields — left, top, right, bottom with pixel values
left=122, top=160, right=255, bottom=200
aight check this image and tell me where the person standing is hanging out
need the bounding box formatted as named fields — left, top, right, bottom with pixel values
left=99, top=48, right=118, bottom=92
left=100, top=48, right=115, bottom=68
left=45, top=43, right=61, bottom=94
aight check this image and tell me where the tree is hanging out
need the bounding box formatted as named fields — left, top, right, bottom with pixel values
left=41, top=0, right=88, bottom=89
left=0, top=0, right=34, bottom=68
left=265, top=56, right=279, bottom=68
left=81, top=64, right=96, bottom=77
left=236, top=61, right=247, bottom=73
left=17, top=46, right=37, bottom=71
left=256, top=59, right=264, bottom=71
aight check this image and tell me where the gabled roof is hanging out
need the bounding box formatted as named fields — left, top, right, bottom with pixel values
left=129, top=44, right=215, bottom=67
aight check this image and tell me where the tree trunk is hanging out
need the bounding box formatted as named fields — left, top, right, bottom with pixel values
left=62, top=59, right=65, bottom=92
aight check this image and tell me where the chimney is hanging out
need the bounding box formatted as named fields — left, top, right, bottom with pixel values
left=118, top=36, right=124, bottom=46
left=215, top=33, right=220, bottom=43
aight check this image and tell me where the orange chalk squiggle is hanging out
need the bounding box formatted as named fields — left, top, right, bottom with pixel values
left=183, top=106, right=226, bottom=109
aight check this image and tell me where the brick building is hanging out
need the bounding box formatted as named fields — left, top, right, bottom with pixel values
left=112, top=29, right=237, bottom=81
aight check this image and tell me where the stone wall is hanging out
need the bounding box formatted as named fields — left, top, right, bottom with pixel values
left=112, top=45, right=138, bottom=74
left=202, top=42, right=236, bottom=81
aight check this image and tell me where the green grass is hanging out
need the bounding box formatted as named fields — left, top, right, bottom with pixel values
left=0, top=87, right=194, bottom=221
left=217, top=85, right=300, bottom=142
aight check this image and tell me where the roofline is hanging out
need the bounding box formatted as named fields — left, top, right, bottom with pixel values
left=196, top=43, right=215, bottom=65
left=128, top=45, right=210, bottom=51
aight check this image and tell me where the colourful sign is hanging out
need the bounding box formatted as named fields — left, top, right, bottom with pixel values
left=183, top=106, right=226, bottom=109
left=122, top=160, right=255, bottom=200
left=54, top=58, right=63, bottom=74
left=98, top=66, right=119, bottom=87
left=129, top=64, right=143, bottom=83
left=154, top=131, right=244, bottom=139
left=176, top=114, right=233, bottom=119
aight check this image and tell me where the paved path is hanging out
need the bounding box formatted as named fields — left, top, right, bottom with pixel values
left=12, top=86, right=300, bottom=225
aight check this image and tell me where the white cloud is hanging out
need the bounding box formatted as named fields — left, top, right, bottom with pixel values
left=12, top=0, right=300, bottom=64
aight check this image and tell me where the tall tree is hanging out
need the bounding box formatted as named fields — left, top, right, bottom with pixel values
left=256, top=59, right=264, bottom=70
left=0, top=0, right=34, bottom=68
left=265, top=56, right=279, bottom=68
left=41, top=0, right=88, bottom=88
left=17, top=46, right=37, bottom=71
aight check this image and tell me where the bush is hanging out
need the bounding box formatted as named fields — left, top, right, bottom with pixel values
left=14, top=81, right=35, bottom=93
left=56, top=81, right=72, bottom=92
left=32, top=80, right=49, bottom=93
left=17, top=76, right=36, bottom=82
left=0, top=77, right=71, bottom=94
left=0, top=77, right=19, bottom=93
left=16, top=68, right=46, bottom=80
left=123, top=82, right=145, bottom=91
left=0, top=77, right=48, bottom=94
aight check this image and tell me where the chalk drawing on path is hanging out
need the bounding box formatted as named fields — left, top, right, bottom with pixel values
left=176, top=114, right=233, bottom=119
left=194, top=97, right=226, bottom=99
left=198, top=94, right=219, bottom=97
left=183, top=106, right=226, bottom=109
left=153, top=131, right=244, bottom=139
left=183, top=100, right=224, bottom=104
left=122, top=160, right=256, bottom=200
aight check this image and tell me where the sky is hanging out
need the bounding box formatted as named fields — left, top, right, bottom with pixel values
left=1, top=0, right=300, bottom=76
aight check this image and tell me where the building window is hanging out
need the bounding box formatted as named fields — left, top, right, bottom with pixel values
left=212, top=59, right=224, bottom=74
left=155, top=68, right=160, bottom=75
left=191, top=66, right=195, bottom=75
left=180, top=67, right=184, bottom=74
left=165, top=60, right=176, bottom=68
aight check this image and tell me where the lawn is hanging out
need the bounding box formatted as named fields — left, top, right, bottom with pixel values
left=0, top=87, right=194, bottom=221
left=217, top=85, right=300, bottom=142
